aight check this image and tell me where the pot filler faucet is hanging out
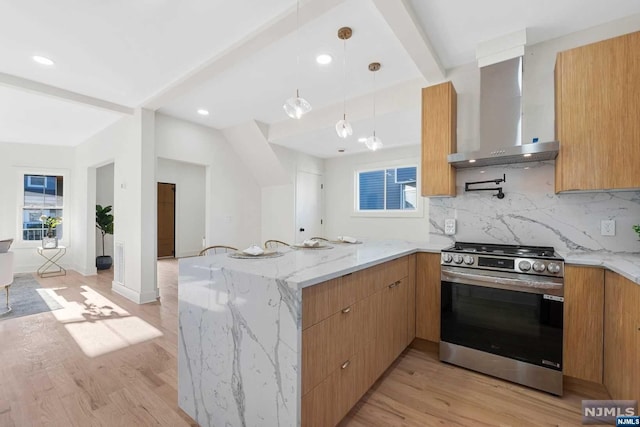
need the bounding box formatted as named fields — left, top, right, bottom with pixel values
left=464, top=174, right=506, bottom=199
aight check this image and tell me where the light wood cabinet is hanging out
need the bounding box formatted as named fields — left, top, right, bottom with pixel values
left=301, top=257, right=410, bottom=427
left=555, top=31, right=640, bottom=192
left=378, top=277, right=409, bottom=370
left=604, top=271, right=640, bottom=402
left=421, top=81, right=457, bottom=197
left=563, top=265, right=604, bottom=383
left=407, top=254, right=417, bottom=345
left=415, top=253, right=441, bottom=342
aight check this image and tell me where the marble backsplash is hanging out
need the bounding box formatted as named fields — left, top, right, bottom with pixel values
left=429, top=161, right=640, bottom=254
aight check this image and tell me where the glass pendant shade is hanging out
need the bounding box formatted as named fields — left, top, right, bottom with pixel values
left=283, top=93, right=312, bottom=119
left=365, top=135, right=383, bottom=151
left=335, top=115, right=352, bottom=138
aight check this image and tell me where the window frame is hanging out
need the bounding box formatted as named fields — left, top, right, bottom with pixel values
left=352, top=160, right=423, bottom=218
left=15, top=168, right=69, bottom=248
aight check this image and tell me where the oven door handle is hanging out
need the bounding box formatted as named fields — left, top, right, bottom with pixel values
left=441, top=269, right=563, bottom=295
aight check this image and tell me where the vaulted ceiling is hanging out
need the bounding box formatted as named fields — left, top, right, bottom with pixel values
left=1, top=0, right=639, bottom=156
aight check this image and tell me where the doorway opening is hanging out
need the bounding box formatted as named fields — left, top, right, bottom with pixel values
left=157, top=182, right=176, bottom=258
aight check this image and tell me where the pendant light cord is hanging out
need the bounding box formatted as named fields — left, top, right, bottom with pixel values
left=342, top=37, right=347, bottom=120
left=295, top=0, right=300, bottom=95
left=372, top=70, right=376, bottom=137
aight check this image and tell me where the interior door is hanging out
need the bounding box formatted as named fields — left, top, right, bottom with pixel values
left=157, top=182, right=176, bottom=258
left=295, top=171, right=323, bottom=242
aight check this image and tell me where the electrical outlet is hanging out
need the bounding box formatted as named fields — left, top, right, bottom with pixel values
left=600, top=220, right=615, bottom=236
left=445, top=219, right=456, bottom=235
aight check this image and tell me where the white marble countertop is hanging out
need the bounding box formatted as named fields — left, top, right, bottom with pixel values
left=184, top=239, right=640, bottom=288
left=186, top=239, right=447, bottom=289
left=558, top=250, right=640, bottom=285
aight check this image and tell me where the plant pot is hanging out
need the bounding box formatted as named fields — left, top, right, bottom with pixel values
left=96, top=255, right=113, bottom=270
left=42, top=236, right=58, bottom=249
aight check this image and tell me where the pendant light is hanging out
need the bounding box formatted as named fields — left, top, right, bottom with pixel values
left=283, top=0, right=312, bottom=119
left=365, top=62, right=383, bottom=151
left=335, top=27, right=353, bottom=138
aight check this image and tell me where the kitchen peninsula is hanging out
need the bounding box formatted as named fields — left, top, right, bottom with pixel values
left=178, top=239, right=640, bottom=427
left=177, top=240, right=443, bottom=427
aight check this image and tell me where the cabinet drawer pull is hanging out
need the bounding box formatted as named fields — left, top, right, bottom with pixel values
left=388, top=280, right=401, bottom=288
left=341, top=306, right=351, bottom=314
left=341, top=360, right=351, bottom=369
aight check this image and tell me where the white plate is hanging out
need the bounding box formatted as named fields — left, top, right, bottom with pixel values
left=291, top=243, right=334, bottom=250
left=228, top=250, right=283, bottom=259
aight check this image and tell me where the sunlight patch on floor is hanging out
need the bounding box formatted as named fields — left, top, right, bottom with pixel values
left=45, top=285, right=163, bottom=357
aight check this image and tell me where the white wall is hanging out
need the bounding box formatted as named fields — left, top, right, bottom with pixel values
left=0, top=142, right=75, bottom=273
left=324, top=145, right=429, bottom=241
left=157, top=158, right=206, bottom=257
left=155, top=113, right=261, bottom=249
left=261, top=144, right=324, bottom=244
left=75, top=110, right=159, bottom=303
left=95, top=163, right=114, bottom=259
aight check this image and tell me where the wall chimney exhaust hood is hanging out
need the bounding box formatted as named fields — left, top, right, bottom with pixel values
left=448, top=55, right=559, bottom=169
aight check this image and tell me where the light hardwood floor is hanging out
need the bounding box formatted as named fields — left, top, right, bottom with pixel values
left=0, top=260, right=608, bottom=426
left=0, top=260, right=196, bottom=427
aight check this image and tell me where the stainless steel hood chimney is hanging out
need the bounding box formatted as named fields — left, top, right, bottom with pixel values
left=448, top=56, right=559, bottom=168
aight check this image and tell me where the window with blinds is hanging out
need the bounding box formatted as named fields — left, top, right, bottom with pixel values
left=357, top=166, right=417, bottom=211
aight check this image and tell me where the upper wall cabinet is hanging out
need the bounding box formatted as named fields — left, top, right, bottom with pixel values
left=421, top=82, right=457, bottom=197
left=555, top=31, right=640, bottom=192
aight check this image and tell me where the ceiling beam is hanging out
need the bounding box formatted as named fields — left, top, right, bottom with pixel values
left=371, top=0, right=446, bottom=84
left=268, top=78, right=426, bottom=142
left=0, top=72, right=134, bottom=115
left=143, top=0, right=346, bottom=111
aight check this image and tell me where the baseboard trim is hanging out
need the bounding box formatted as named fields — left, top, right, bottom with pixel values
left=73, top=264, right=97, bottom=276
left=112, top=281, right=159, bottom=304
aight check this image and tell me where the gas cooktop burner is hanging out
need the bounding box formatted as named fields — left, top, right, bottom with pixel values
left=450, top=242, right=557, bottom=258
left=442, top=242, right=564, bottom=277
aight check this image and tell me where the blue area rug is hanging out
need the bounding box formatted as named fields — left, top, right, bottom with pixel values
left=0, top=273, right=63, bottom=320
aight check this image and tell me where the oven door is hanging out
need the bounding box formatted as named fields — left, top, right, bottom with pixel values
left=441, top=267, right=564, bottom=371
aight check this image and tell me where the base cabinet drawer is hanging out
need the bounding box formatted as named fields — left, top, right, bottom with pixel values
left=302, top=351, right=364, bottom=427
left=301, top=256, right=411, bottom=427
left=302, top=291, right=380, bottom=395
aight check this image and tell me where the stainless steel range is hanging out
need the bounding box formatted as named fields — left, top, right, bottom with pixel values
left=440, top=242, right=565, bottom=395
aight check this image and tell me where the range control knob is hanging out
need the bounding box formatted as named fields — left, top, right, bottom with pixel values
left=463, top=255, right=475, bottom=265
left=547, top=262, right=561, bottom=274
left=532, top=261, right=546, bottom=272
left=453, top=254, right=464, bottom=264
left=518, top=260, right=532, bottom=272
left=441, top=253, right=453, bottom=263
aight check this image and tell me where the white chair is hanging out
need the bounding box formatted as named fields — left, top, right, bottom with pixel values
left=0, top=251, right=14, bottom=315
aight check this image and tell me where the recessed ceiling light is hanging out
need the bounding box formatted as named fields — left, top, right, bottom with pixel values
left=357, top=137, right=367, bottom=143
left=316, top=54, right=333, bottom=65
left=479, top=170, right=486, bottom=174
left=197, top=109, right=209, bottom=116
left=32, top=55, right=54, bottom=66
left=523, top=153, right=532, bottom=157
left=469, top=159, right=476, bottom=163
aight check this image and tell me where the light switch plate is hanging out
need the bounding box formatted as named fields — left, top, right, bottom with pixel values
left=600, top=219, right=615, bottom=236
left=445, top=219, right=456, bottom=235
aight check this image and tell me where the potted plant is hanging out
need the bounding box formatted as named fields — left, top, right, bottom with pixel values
left=39, top=215, right=62, bottom=248
left=633, top=224, right=640, bottom=240
left=96, top=205, right=114, bottom=270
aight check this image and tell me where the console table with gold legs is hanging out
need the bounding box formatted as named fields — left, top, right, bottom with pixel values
left=37, top=246, right=67, bottom=278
